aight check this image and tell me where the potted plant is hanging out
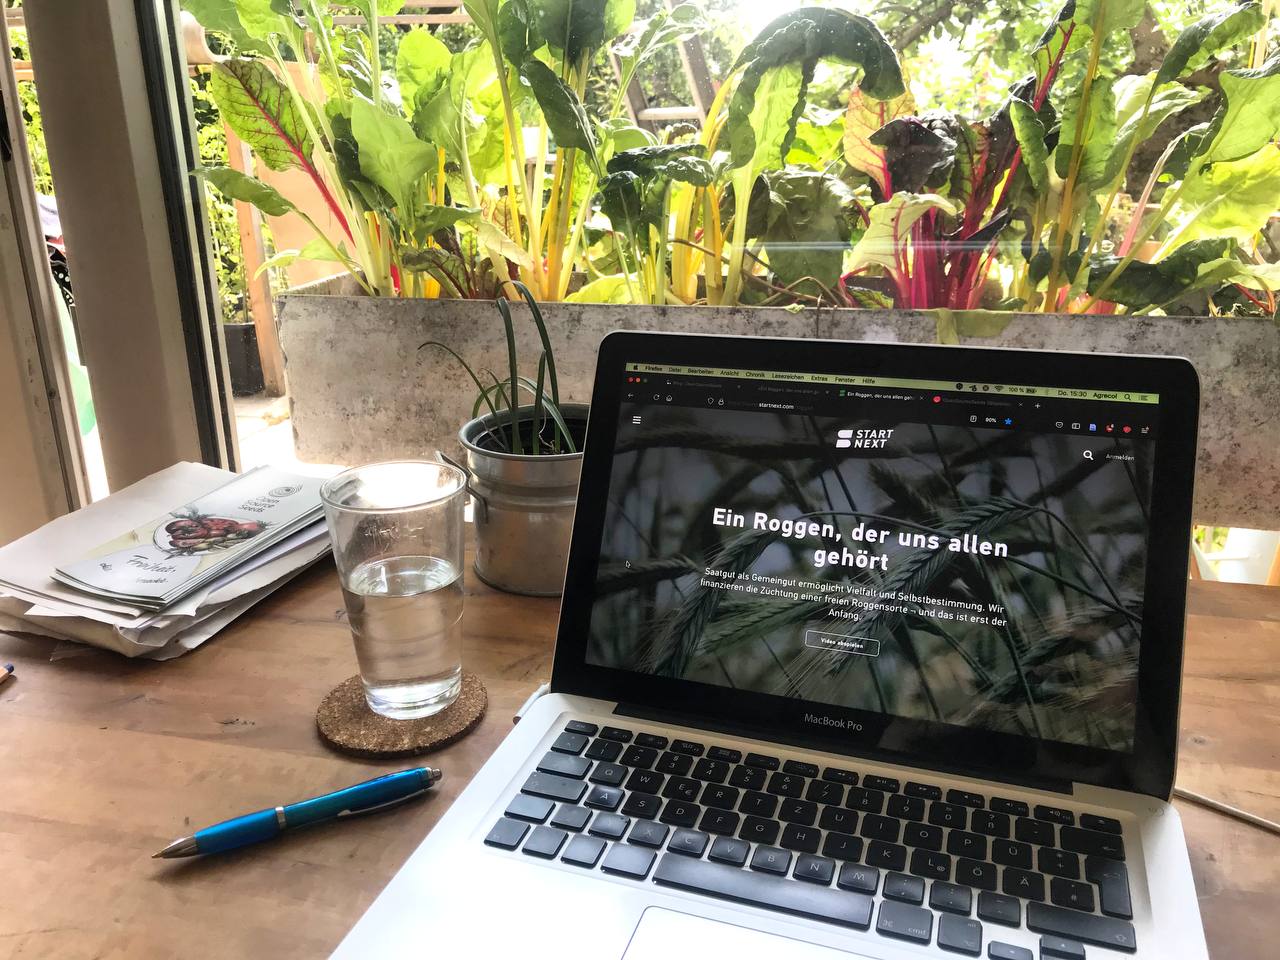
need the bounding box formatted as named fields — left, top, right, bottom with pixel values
left=425, top=283, right=586, bottom=596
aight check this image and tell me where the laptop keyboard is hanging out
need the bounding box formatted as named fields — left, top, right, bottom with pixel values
left=484, top=721, right=1138, bottom=957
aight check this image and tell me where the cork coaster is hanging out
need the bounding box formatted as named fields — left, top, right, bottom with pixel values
left=316, top=672, right=487, bottom=759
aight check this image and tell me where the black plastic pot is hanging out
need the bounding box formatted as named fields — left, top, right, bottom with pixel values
left=223, top=322, right=264, bottom=396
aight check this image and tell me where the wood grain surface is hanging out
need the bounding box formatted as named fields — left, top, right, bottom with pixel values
left=0, top=566, right=1275, bottom=959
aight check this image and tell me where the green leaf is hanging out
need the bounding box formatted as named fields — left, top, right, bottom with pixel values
left=415, top=45, right=496, bottom=162
left=933, top=309, right=1014, bottom=344
left=180, top=0, right=271, bottom=53
left=252, top=237, right=345, bottom=279
left=1155, top=1, right=1264, bottom=87
left=1099, top=74, right=1201, bottom=187
left=351, top=99, right=437, bottom=211
left=596, top=169, right=645, bottom=238
left=607, top=144, right=713, bottom=186
left=520, top=59, right=598, bottom=170
left=478, top=219, right=535, bottom=269
left=209, top=59, right=313, bottom=173
left=396, top=30, right=451, bottom=118
left=410, top=205, right=481, bottom=246
left=497, top=0, right=536, bottom=66
left=1009, top=98, right=1049, bottom=194
left=1073, top=0, right=1146, bottom=38
left=849, top=193, right=956, bottom=272
left=235, top=0, right=292, bottom=40
left=758, top=170, right=858, bottom=290
left=1031, top=1, right=1080, bottom=90
left=1200, top=55, right=1280, bottom=165
left=843, top=80, right=916, bottom=195
left=529, top=0, right=635, bottom=63
left=1054, top=79, right=1116, bottom=190
left=565, top=274, right=637, bottom=303
left=1086, top=239, right=1236, bottom=308
left=1160, top=144, right=1280, bottom=256
left=613, top=2, right=703, bottom=79
left=193, top=165, right=296, bottom=216
left=726, top=63, right=804, bottom=174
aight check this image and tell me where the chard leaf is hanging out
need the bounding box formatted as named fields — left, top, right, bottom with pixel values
left=849, top=193, right=956, bottom=273
left=235, top=0, right=293, bottom=40
left=478, top=219, right=535, bottom=268
left=1072, top=0, right=1146, bottom=37
left=1099, top=74, right=1201, bottom=187
left=520, top=59, right=599, bottom=171
left=415, top=45, right=496, bottom=162
left=252, top=237, right=346, bottom=279
left=180, top=0, right=271, bottom=53
left=597, top=169, right=645, bottom=237
left=1009, top=98, right=1049, bottom=193
left=410, top=205, right=481, bottom=246
left=1156, top=1, right=1264, bottom=86
left=869, top=111, right=963, bottom=195
left=1031, top=0, right=1080, bottom=89
left=1160, top=143, right=1280, bottom=256
left=726, top=63, right=804, bottom=174
left=1199, top=55, right=1280, bottom=165
left=1085, top=238, right=1236, bottom=308
left=613, top=2, right=703, bottom=78
left=395, top=30, right=451, bottom=118
left=1054, top=79, right=1116, bottom=190
left=497, top=0, right=536, bottom=66
left=194, top=165, right=296, bottom=216
left=843, top=79, right=916, bottom=196
left=210, top=58, right=312, bottom=173
left=758, top=170, right=858, bottom=290
left=607, top=143, right=712, bottom=186
left=529, top=0, right=635, bottom=63
left=565, top=274, right=637, bottom=303
left=351, top=99, right=437, bottom=211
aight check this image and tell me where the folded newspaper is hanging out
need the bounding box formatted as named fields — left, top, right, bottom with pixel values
left=0, top=462, right=332, bottom=659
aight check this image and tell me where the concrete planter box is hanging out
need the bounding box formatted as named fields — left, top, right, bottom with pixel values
left=276, top=282, right=1279, bottom=530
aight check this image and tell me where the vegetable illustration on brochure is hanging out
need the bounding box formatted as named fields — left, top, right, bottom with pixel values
left=157, top=511, right=269, bottom=556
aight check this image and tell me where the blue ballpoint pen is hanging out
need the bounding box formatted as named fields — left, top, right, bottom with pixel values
left=152, top=767, right=442, bottom=858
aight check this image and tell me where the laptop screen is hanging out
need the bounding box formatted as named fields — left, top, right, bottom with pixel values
left=584, top=361, right=1159, bottom=754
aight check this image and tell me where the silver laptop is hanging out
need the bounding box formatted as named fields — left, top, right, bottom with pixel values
left=334, top=332, right=1207, bottom=960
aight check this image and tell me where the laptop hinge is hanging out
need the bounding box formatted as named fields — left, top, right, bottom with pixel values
left=612, top=702, right=1075, bottom=796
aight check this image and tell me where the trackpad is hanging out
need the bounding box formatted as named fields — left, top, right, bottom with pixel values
left=622, top=908, right=874, bottom=959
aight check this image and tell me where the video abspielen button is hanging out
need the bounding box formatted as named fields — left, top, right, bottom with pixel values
left=805, top=631, right=881, bottom=657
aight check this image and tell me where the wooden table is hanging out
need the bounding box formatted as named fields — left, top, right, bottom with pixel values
left=1, top=569, right=1276, bottom=959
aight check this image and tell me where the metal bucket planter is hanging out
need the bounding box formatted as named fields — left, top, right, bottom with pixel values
left=452, top=403, right=587, bottom=597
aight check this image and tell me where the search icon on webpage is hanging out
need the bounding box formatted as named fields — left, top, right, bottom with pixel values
left=1083, top=450, right=1095, bottom=461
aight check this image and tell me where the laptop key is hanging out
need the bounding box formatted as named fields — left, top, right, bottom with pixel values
left=669, top=828, right=709, bottom=857
left=865, top=840, right=908, bottom=872
left=550, top=804, right=592, bottom=832
left=537, top=751, right=591, bottom=779
left=947, top=789, right=986, bottom=809
left=1038, top=935, right=1086, bottom=960
left=587, top=762, right=627, bottom=787
left=1049, top=877, right=1095, bottom=913
left=635, top=732, right=668, bottom=749
left=701, top=784, right=739, bottom=810
left=887, top=794, right=925, bottom=821
left=739, top=815, right=780, bottom=845
left=600, top=843, right=656, bottom=879
left=662, top=776, right=701, bottom=802
left=659, top=800, right=701, bottom=828
left=709, top=835, right=750, bottom=866
left=861, top=813, right=902, bottom=843
left=625, top=769, right=664, bottom=794
left=767, top=773, right=804, bottom=798
left=564, top=720, right=598, bottom=736
left=654, top=853, right=874, bottom=929
left=876, top=900, right=933, bottom=944
left=750, top=845, right=792, bottom=875
left=744, top=752, right=780, bottom=770
left=819, top=806, right=858, bottom=833
left=584, top=739, right=623, bottom=762
left=883, top=872, right=925, bottom=903
left=930, top=880, right=973, bottom=915
left=992, top=838, right=1033, bottom=869
left=837, top=862, right=879, bottom=894
left=522, top=825, right=567, bottom=859
left=929, top=801, right=968, bottom=830
left=505, top=794, right=554, bottom=823
left=822, top=832, right=864, bottom=863
left=698, top=808, right=740, bottom=836
left=484, top=817, right=529, bottom=850
left=956, top=857, right=997, bottom=891
left=971, top=809, right=1011, bottom=838
left=864, top=775, right=900, bottom=793
left=1081, top=813, right=1122, bottom=835
left=846, top=787, right=886, bottom=813
left=988, top=943, right=1032, bottom=960
left=561, top=834, right=606, bottom=868
left=1002, top=867, right=1046, bottom=901
left=909, top=848, right=951, bottom=881
left=708, top=746, right=742, bottom=763
left=1028, top=903, right=1136, bottom=952
left=729, top=765, right=766, bottom=790
left=978, top=891, right=1022, bottom=926
left=794, top=854, right=834, bottom=885
left=1086, top=856, right=1133, bottom=919
left=691, top=758, right=729, bottom=783
left=1037, top=847, right=1080, bottom=879
left=550, top=731, right=588, bottom=755
left=903, top=821, right=943, bottom=851
left=991, top=797, right=1030, bottom=817
left=905, top=782, right=942, bottom=800
left=599, top=726, right=634, bottom=743
left=588, top=812, right=630, bottom=840
left=1034, top=805, right=1075, bottom=827
left=947, top=830, right=987, bottom=860
left=621, top=791, right=663, bottom=820
left=783, top=759, right=819, bottom=777
left=806, top=779, right=844, bottom=805
left=670, top=738, right=704, bottom=756
left=655, top=751, right=693, bottom=776
left=937, top=914, right=983, bottom=956
left=822, top=766, right=858, bottom=785
left=585, top=785, right=624, bottom=811
left=522, top=771, right=588, bottom=804
left=740, top=791, right=779, bottom=818
left=780, top=823, right=821, bottom=854
left=1060, top=825, right=1125, bottom=861
left=1015, top=817, right=1055, bottom=847
left=779, top=798, right=818, bottom=826
left=627, top=820, right=669, bottom=848
left=619, top=745, right=657, bottom=769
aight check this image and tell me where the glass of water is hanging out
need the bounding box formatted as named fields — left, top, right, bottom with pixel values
left=321, top=460, right=466, bottom=720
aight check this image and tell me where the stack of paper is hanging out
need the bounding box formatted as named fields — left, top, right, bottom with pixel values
left=0, top=462, right=332, bottom=659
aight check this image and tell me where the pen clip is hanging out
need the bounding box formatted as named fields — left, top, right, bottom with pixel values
left=334, top=788, right=429, bottom=818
